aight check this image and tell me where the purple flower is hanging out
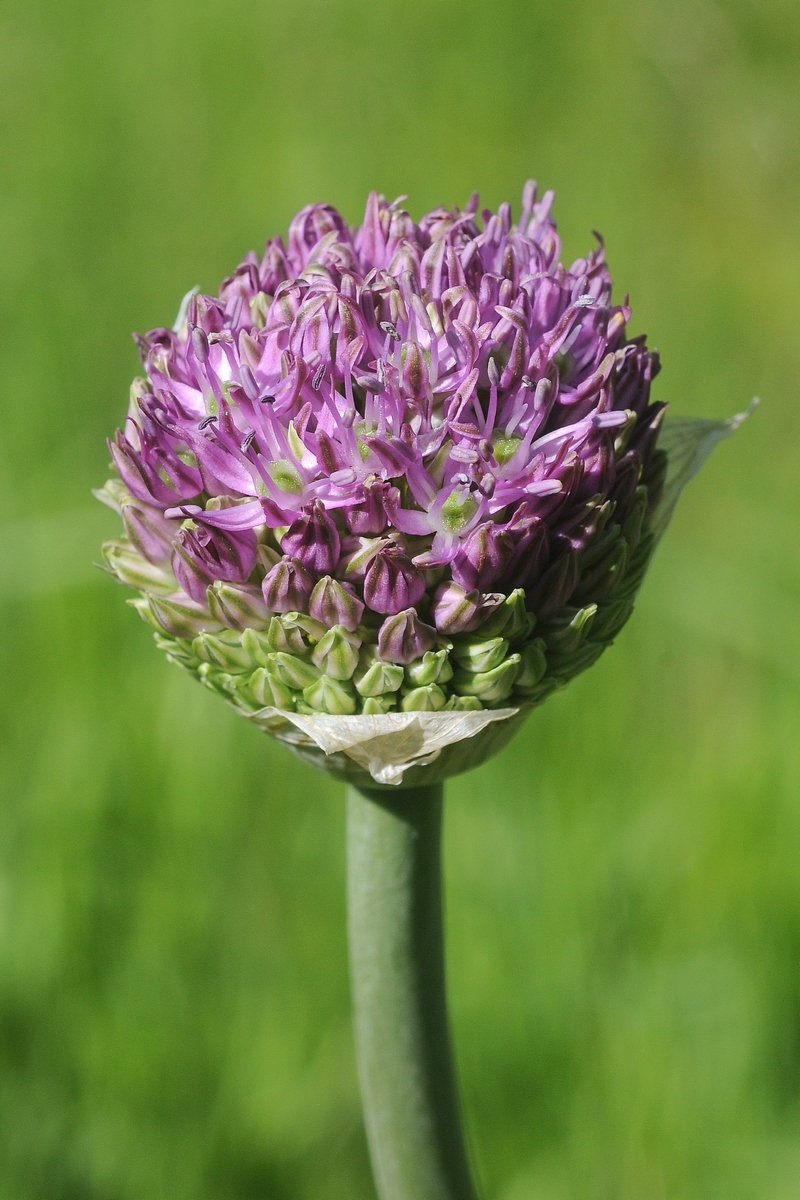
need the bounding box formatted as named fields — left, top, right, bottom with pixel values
left=100, top=181, right=670, bottom=713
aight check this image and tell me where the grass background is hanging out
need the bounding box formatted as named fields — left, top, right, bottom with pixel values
left=1, top=1, right=799, bottom=1196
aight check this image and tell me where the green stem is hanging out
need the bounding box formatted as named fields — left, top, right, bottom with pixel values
left=346, top=784, right=478, bottom=1200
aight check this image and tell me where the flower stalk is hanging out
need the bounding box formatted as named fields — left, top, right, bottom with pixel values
left=347, top=782, right=478, bottom=1200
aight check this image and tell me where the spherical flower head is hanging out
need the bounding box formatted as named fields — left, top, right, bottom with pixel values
left=97, top=181, right=671, bottom=744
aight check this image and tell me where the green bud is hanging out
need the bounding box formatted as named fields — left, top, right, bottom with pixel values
left=362, top=695, right=398, bottom=715
left=514, top=638, right=547, bottom=691
left=404, top=648, right=453, bottom=687
left=614, top=530, right=654, bottom=600
left=311, top=625, right=361, bottom=680
left=303, top=674, right=357, bottom=714
left=103, top=539, right=174, bottom=592
left=591, top=596, right=635, bottom=642
left=622, top=487, right=648, bottom=552
left=271, top=651, right=320, bottom=690
left=518, top=678, right=558, bottom=706
left=241, top=627, right=272, bottom=667
left=197, top=661, right=232, bottom=697
left=354, top=650, right=405, bottom=697
left=192, top=631, right=253, bottom=672
left=249, top=667, right=296, bottom=710
left=401, top=684, right=447, bottom=712
left=539, top=605, right=597, bottom=655
left=266, top=615, right=309, bottom=655
left=451, top=636, right=509, bottom=674
left=283, top=612, right=327, bottom=644
left=575, top=536, right=629, bottom=601
left=444, top=695, right=484, bottom=712
left=153, top=633, right=199, bottom=672
left=131, top=594, right=222, bottom=638
left=207, top=581, right=271, bottom=630
left=453, top=654, right=520, bottom=703
left=579, top=524, right=620, bottom=570
left=545, top=641, right=605, bottom=684
left=477, top=589, right=534, bottom=642
left=92, top=478, right=130, bottom=514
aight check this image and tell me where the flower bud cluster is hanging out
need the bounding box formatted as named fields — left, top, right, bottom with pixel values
left=98, top=183, right=666, bottom=716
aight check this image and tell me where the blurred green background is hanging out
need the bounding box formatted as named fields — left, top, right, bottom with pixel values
left=1, top=0, right=799, bottom=1196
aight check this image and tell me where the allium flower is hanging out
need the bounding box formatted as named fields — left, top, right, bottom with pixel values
left=97, top=182, right=671, bottom=731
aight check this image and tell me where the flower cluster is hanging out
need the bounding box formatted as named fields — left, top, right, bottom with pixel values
left=97, top=183, right=666, bottom=717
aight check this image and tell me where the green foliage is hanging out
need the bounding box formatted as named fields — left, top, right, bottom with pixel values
left=1, top=0, right=800, bottom=1197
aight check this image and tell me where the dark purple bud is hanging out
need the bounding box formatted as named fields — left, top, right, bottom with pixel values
left=345, top=478, right=396, bottom=536
left=172, top=524, right=257, bottom=604
left=528, top=550, right=581, bottom=619
left=364, top=545, right=426, bottom=615
left=281, top=501, right=341, bottom=576
left=309, top=576, right=365, bottom=631
left=501, top=509, right=550, bottom=591
left=377, top=608, right=437, bottom=665
left=261, top=556, right=314, bottom=613
left=452, top=523, right=512, bottom=591
left=122, top=502, right=178, bottom=566
left=574, top=432, right=614, bottom=504
left=629, top=402, right=667, bottom=465
left=607, top=449, right=643, bottom=519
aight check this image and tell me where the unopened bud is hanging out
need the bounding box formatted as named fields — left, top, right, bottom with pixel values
left=514, top=639, right=547, bottom=691
left=132, top=593, right=222, bottom=638
left=621, top=486, right=648, bottom=552
left=453, top=654, right=520, bottom=703
left=477, top=589, right=534, bottom=641
left=309, top=576, right=365, bottom=631
left=207, top=581, right=272, bottom=630
left=192, top=632, right=253, bottom=672
left=262, top=556, right=313, bottom=612
left=431, top=581, right=483, bottom=633
left=103, top=539, right=175, bottom=592
left=377, top=608, right=437, bottom=664
left=404, top=648, right=453, bottom=687
left=362, top=695, right=398, bottom=715
left=271, top=651, right=320, bottom=690
left=589, top=597, right=634, bottom=642
left=281, top=501, right=341, bottom=575
left=354, top=650, right=405, bottom=697
left=266, top=614, right=313, bottom=655
left=451, top=636, right=509, bottom=674
left=401, top=684, right=447, bottom=712
left=249, top=667, right=296, bottom=710
left=241, top=627, right=272, bottom=667
left=311, top=625, right=361, bottom=680
left=539, top=604, right=597, bottom=655
left=364, top=545, right=426, bottom=614
left=122, top=502, right=177, bottom=566
left=302, top=674, right=357, bottom=714
left=445, top=695, right=484, bottom=711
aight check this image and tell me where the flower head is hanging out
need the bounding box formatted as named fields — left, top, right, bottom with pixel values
left=98, top=182, right=669, bottom=723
